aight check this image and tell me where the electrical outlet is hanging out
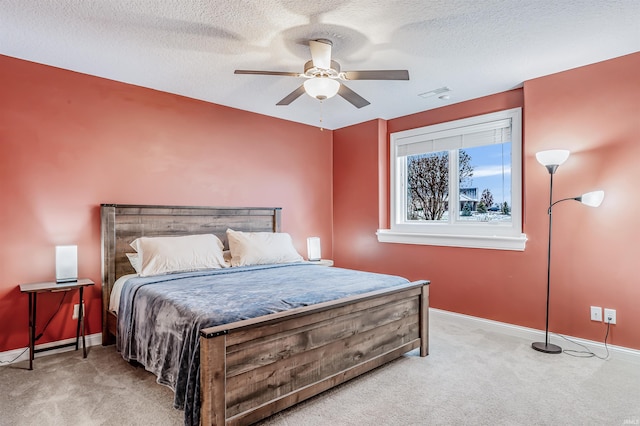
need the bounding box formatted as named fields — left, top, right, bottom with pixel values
left=604, top=308, right=616, bottom=324
left=72, top=303, right=85, bottom=320
left=590, top=306, right=602, bottom=322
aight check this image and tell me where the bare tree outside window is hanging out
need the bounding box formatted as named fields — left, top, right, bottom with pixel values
left=407, top=150, right=473, bottom=220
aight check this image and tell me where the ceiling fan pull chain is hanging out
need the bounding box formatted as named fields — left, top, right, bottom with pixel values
left=319, top=100, right=324, bottom=131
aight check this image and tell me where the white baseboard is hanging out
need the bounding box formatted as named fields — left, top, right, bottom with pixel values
left=0, top=333, right=102, bottom=365
left=3, top=312, right=639, bottom=365
left=430, top=308, right=640, bottom=364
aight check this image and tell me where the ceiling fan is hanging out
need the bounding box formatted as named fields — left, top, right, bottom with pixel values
left=234, top=39, right=409, bottom=109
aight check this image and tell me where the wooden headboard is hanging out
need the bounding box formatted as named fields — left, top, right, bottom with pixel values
left=100, top=204, right=282, bottom=343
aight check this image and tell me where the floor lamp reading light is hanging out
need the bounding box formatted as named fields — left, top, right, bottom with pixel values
left=532, top=150, right=604, bottom=354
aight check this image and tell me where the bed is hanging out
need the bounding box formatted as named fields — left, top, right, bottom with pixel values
left=101, top=204, right=429, bottom=425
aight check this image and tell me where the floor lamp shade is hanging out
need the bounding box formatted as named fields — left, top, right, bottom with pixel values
left=580, top=190, right=605, bottom=207
left=307, top=237, right=322, bottom=261
left=535, top=150, right=570, bottom=167
left=56, top=245, right=78, bottom=283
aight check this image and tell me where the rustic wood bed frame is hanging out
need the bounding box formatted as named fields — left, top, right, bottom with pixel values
left=101, top=204, right=429, bottom=425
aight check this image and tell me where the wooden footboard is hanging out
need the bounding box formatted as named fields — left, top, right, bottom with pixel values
left=200, top=280, right=429, bottom=426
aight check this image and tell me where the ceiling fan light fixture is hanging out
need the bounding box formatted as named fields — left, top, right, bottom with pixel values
left=304, top=77, right=340, bottom=100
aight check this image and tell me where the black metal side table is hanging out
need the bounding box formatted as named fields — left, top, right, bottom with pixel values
left=19, top=278, right=94, bottom=370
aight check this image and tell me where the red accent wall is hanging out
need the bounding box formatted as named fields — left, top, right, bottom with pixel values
left=523, top=52, right=640, bottom=350
left=2, top=51, right=638, bottom=355
left=334, top=52, right=640, bottom=350
left=0, top=55, right=333, bottom=353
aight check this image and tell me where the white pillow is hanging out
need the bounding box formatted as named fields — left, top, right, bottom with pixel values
left=125, top=253, right=141, bottom=274
left=227, top=228, right=303, bottom=267
left=129, top=234, right=227, bottom=277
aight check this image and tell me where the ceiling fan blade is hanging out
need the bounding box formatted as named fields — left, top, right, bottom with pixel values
left=276, top=85, right=306, bottom=106
left=338, top=84, right=370, bottom=109
left=235, top=70, right=301, bottom=77
left=309, top=40, right=332, bottom=69
left=342, top=70, right=409, bottom=80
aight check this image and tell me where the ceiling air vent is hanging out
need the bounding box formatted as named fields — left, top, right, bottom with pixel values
left=418, top=87, right=451, bottom=99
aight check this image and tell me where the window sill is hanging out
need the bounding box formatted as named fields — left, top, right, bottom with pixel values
left=376, top=229, right=527, bottom=251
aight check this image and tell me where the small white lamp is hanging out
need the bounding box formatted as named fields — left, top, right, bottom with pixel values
left=56, top=245, right=78, bottom=283
left=307, top=237, right=322, bottom=261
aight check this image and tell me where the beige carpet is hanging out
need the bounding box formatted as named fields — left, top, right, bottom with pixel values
left=1, top=313, right=638, bottom=425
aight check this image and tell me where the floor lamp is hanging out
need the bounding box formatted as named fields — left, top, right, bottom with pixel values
left=532, top=150, right=605, bottom=354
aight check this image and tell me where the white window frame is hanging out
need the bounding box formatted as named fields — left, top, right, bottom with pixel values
left=377, top=108, right=527, bottom=251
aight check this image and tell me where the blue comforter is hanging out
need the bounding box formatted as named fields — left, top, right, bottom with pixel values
left=116, top=262, right=411, bottom=425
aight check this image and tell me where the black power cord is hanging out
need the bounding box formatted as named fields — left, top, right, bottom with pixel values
left=0, top=347, right=29, bottom=365
left=0, top=292, right=67, bottom=366
left=34, top=292, right=68, bottom=341
left=555, top=321, right=611, bottom=360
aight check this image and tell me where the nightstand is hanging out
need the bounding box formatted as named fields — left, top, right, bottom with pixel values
left=19, top=278, right=94, bottom=370
left=308, top=259, right=334, bottom=267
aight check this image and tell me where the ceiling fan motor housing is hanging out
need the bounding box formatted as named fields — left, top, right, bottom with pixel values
left=304, top=60, right=341, bottom=78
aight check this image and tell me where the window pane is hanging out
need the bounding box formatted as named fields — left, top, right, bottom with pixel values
left=456, top=143, right=512, bottom=222
left=406, top=151, right=449, bottom=222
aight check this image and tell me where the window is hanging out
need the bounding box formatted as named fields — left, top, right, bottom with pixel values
left=378, top=108, right=526, bottom=250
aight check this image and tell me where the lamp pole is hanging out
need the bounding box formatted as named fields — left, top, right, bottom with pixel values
left=532, top=165, right=562, bottom=354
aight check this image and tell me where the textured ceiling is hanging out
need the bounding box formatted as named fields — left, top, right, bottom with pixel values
left=1, top=0, right=639, bottom=129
